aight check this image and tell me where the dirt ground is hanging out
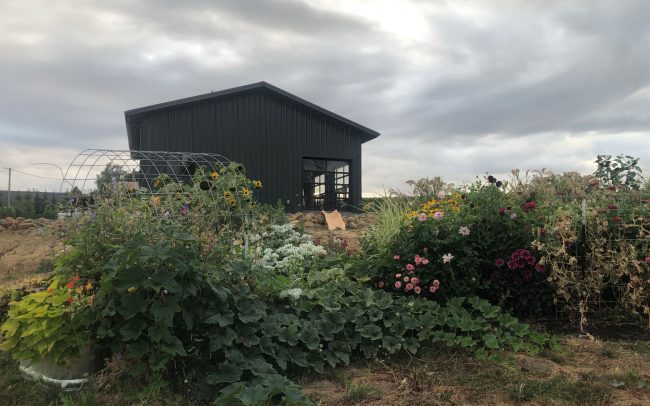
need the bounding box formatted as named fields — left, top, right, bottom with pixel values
left=288, top=211, right=373, bottom=252
left=0, top=220, right=64, bottom=290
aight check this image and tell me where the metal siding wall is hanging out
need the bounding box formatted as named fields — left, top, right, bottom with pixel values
left=134, top=90, right=365, bottom=211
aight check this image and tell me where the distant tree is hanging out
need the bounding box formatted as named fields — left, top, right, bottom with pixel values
left=95, top=163, right=129, bottom=195
left=33, top=192, right=45, bottom=215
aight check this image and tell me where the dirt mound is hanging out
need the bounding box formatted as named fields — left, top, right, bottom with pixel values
left=0, top=217, right=64, bottom=290
left=287, top=211, right=375, bottom=251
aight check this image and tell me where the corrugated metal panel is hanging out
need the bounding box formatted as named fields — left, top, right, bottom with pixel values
left=127, top=89, right=367, bottom=211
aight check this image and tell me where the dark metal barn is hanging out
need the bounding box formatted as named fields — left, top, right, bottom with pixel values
left=125, top=82, right=379, bottom=212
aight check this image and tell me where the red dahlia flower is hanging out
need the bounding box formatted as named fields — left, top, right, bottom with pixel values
left=523, top=201, right=537, bottom=212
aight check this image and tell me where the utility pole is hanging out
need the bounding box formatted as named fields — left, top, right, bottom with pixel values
left=7, top=168, right=11, bottom=207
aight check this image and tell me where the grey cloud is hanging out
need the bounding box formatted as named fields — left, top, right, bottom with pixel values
left=0, top=0, right=648, bottom=192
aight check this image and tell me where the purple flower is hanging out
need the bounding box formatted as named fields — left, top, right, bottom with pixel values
left=433, top=211, right=444, bottom=220
left=181, top=204, right=190, bottom=215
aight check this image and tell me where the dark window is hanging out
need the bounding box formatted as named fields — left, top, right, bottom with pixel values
left=302, top=158, right=350, bottom=210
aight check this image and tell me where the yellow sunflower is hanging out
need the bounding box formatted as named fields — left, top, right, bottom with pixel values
left=211, top=171, right=219, bottom=180
left=242, top=187, right=251, bottom=198
left=253, top=180, right=262, bottom=190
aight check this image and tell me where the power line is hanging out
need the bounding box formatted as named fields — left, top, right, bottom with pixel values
left=10, top=168, right=63, bottom=181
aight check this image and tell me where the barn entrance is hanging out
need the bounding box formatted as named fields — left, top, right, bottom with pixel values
left=301, top=158, right=350, bottom=210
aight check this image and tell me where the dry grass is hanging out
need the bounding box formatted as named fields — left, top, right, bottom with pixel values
left=299, top=337, right=650, bottom=405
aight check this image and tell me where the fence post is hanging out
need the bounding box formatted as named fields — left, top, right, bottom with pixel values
left=7, top=168, right=11, bottom=207
left=579, top=199, right=587, bottom=277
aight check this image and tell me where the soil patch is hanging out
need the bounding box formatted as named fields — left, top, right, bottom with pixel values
left=0, top=218, right=64, bottom=290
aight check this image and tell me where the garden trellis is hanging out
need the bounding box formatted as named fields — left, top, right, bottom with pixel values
left=536, top=192, right=650, bottom=328
left=61, top=149, right=233, bottom=194
left=61, top=149, right=261, bottom=253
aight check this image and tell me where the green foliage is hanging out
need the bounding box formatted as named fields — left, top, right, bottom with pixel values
left=94, top=163, right=132, bottom=196
left=0, top=192, right=59, bottom=219
left=2, top=162, right=560, bottom=405
left=65, top=223, right=550, bottom=404
left=93, top=230, right=205, bottom=370
left=0, top=276, right=93, bottom=366
left=360, top=196, right=412, bottom=262
left=359, top=181, right=554, bottom=318
left=594, top=154, right=644, bottom=189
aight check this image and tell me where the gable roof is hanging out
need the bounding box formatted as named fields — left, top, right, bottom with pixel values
left=125, top=81, right=380, bottom=144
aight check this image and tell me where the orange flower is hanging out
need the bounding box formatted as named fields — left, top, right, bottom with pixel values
left=47, top=287, right=53, bottom=294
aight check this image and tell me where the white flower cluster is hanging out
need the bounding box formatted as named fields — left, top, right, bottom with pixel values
left=279, top=288, right=303, bottom=299
left=256, top=224, right=326, bottom=274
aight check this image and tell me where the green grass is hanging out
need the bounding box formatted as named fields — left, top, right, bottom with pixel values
left=506, top=375, right=611, bottom=405
left=0, top=351, right=60, bottom=405
left=344, top=382, right=379, bottom=403
left=605, top=369, right=650, bottom=390
left=619, top=340, right=650, bottom=359
left=361, top=196, right=411, bottom=259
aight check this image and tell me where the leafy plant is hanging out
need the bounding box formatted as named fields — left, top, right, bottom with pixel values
left=358, top=181, right=555, bottom=318
left=0, top=275, right=94, bottom=366
left=594, top=154, right=644, bottom=189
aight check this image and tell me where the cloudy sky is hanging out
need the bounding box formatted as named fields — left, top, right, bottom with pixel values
left=1, top=0, right=649, bottom=194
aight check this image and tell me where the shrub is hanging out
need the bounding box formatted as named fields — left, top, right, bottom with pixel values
left=359, top=180, right=555, bottom=318
left=0, top=276, right=94, bottom=366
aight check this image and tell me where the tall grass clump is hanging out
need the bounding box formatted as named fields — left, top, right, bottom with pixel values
left=361, top=196, right=412, bottom=261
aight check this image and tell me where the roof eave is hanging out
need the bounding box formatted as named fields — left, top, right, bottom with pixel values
left=124, top=81, right=380, bottom=142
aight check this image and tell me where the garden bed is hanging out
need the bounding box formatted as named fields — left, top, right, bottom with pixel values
left=0, top=160, right=648, bottom=405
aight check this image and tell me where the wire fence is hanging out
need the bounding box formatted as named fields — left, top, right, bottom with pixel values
left=534, top=192, right=650, bottom=325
